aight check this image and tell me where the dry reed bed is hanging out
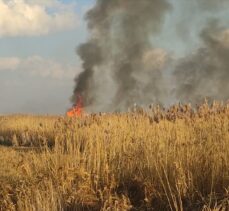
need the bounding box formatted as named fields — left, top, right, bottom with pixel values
left=0, top=102, right=229, bottom=210
left=0, top=115, right=57, bottom=147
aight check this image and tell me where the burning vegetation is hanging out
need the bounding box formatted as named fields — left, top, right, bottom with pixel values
left=67, top=95, right=84, bottom=117
left=0, top=102, right=229, bottom=210
left=1, top=0, right=229, bottom=210
left=71, top=0, right=229, bottom=113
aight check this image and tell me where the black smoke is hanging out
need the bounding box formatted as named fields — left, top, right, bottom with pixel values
left=174, top=20, right=229, bottom=103
left=72, top=0, right=229, bottom=111
left=72, top=0, right=171, bottom=111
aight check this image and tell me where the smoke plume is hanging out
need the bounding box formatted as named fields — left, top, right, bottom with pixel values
left=172, top=0, right=229, bottom=104
left=72, top=0, right=229, bottom=111
left=197, top=0, right=229, bottom=11
left=72, top=0, right=171, bottom=111
left=174, top=20, right=229, bottom=103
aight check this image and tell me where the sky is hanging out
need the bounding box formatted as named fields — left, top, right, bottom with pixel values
left=0, top=0, right=228, bottom=114
left=0, top=0, right=94, bottom=114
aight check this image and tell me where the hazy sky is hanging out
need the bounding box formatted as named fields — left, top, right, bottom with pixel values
left=0, top=0, right=228, bottom=114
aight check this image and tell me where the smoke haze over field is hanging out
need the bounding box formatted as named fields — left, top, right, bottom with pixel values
left=174, top=21, right=229, bottom=103
left=1, top=0, right=229, bottom=114
left=72, top=0, right=171, bottom=111
left=72, top=0, right=229, bottom=111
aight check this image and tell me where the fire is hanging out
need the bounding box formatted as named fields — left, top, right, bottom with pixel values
left=67, top=95, right=83, bottom=117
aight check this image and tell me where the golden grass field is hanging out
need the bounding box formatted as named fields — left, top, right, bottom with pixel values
left=0, top=102, right=229, bottom=211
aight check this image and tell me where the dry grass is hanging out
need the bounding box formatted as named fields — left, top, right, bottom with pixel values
left=0, top=102, right=229, bottom=210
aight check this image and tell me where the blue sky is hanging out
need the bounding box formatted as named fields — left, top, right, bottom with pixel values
left=0, top=0, right=228, bottom=114
left=0, top=0, right=94, bottom=114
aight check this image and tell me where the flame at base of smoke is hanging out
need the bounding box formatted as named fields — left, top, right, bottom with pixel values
left=67, top=95, right=84, bottom=117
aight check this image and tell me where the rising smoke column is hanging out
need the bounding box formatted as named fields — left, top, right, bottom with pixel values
left=172, top=0, right=229, bottom=104
left=174, top=20, right=229, bottom=103
left=72, top=0, right=171, bottom=111
left=73, top=0, right=229, bottom=110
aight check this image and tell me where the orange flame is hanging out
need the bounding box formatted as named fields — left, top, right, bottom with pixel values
left=67, top=95, right=83, bottom=117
